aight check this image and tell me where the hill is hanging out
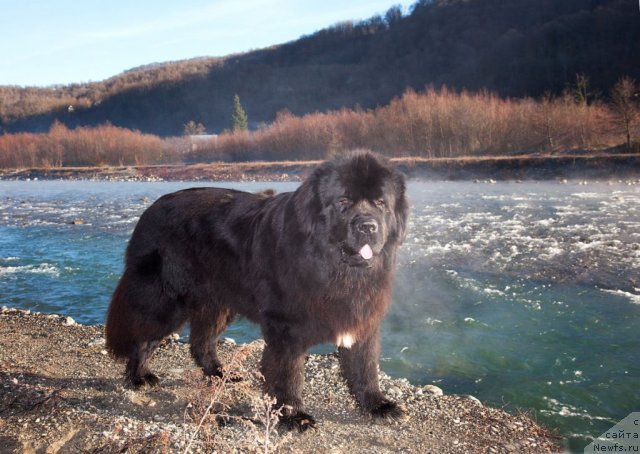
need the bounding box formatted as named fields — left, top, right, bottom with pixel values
left=1, top=0, right=638, bottom=136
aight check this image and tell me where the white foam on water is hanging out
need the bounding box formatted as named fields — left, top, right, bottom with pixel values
left=409, top=183, right=640, bottom=289
left=540, top=246, right=564, bottom=259
left=483, top=287, right=506, bottom=297
left=535, top=218, right=557, bottom=227
left=0, top=263, right=60, bottom=277
left=463, top=317, right=490, bottom=328
left=572, top=192, right=601, bottom=199
left=600, top=289, right=640, bottom=305
left=540, top=397, right=614, bottom=422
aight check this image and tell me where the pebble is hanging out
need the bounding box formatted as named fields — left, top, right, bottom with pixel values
left=465, top=395, right=483, bottom=406
left=88, top=337, right=106, bottom=347
left=422, top=384, right=444, bottom=396
left=126, top=392, right=157, bottom=407
left=387, top=386, right=402, bottom=398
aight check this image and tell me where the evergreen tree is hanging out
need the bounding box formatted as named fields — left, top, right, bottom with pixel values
left=231, top=94, right=248, bottom=132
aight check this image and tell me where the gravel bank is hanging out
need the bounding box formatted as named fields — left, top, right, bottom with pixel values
left=2, top=153, right=640, bottom=183
left=0, top=307, right=562, bottom=452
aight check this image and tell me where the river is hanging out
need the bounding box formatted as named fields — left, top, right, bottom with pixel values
left=1, top=179, right=639, bottom=452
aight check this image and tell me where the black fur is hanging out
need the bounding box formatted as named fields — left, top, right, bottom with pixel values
left=105, top=150, right=409, bottom=429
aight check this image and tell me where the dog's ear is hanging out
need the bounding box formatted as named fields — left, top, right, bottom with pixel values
left=392, top=171, right=409, bottom=244
left=294, top=162, right=334, bottom=236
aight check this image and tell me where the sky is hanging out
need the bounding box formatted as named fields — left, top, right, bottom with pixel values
left=0, top=0, right=416, bottom=87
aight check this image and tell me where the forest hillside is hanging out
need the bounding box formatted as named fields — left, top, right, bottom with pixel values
left=1, top=0, right=637, bottom=136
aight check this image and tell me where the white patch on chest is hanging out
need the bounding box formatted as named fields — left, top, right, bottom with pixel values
left=335, top=333, right=356, bottom=349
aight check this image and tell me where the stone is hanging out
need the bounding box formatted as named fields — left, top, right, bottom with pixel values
left=422, top=384, right=444, bottom=396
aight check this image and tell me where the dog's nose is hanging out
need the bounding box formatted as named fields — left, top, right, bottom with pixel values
left=358, top=219, right=378, bottom=234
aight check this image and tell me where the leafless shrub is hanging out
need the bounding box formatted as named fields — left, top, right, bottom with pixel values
left=2, top=82, right=636, bottom=169
left=187, top=85, right=627, bottom=163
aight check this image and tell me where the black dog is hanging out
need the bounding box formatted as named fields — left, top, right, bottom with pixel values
left=106, top=150, right=408, bottom=430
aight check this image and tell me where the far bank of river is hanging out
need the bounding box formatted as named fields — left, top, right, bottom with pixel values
left=1, top=153, right=639, bottom=182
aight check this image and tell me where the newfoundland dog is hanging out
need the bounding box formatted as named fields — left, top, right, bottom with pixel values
left=106, top=150, right=408, bottom=430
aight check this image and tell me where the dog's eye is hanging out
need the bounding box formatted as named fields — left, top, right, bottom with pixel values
left=375, top=198, right=386, bottom=208
left=338, top=197, right=351, bottom=206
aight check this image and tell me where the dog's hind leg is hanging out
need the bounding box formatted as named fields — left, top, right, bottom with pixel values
left=125, top=339, right=162, bottom=388
left=189, top=306, right=235, bottom=378
left=123, top=309, right=188, bottom=388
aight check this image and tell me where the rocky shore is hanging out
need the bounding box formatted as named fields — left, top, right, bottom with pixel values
left=0, top=307, right=562, bottom=453
left=1, top=153, right=639, bottom=183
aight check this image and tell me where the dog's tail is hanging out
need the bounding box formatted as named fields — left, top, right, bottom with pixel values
left=105, top=273, right=136, bottom=359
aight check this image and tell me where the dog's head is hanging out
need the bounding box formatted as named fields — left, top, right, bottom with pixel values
left=299, top=150, right=408, bottom=268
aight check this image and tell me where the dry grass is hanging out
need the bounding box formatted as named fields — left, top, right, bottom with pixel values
left=179, top=344, right=290, bottom=454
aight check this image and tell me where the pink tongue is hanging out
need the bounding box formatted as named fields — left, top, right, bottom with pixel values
left=359, top=244, right=373, bottom=260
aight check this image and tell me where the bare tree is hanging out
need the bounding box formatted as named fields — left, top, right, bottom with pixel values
left=183, top=120, right=206, bottom=136
left=610, top=76, right=638, bottom=150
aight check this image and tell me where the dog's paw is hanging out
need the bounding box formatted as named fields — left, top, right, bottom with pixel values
left=128, top=373, right=160, bottom=389
left=278, top=411, right=317, bottom=433
left=204, top=366, right=243, bottom=383
left=222, top=372, right=244, bottom=383
left=143, top=372, right=160, bottom=386
left=370, top=399, right=408, bottom=422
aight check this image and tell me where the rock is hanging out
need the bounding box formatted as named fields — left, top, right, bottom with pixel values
left=422, top=384, right=444, bottom=396
left=465, top=395, right=483, bottom=406
left=126, top=392, right=157, bottom=407
left=387, top=386, right=403, bottom=398
left=87, top=337, right=106, bottom=347
left=63, top=316, right=76, bottom=326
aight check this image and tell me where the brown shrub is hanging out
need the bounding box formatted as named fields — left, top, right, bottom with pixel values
left=186, top=86, right=624, bottom=163
left=0, top=123, right=179, bottom=168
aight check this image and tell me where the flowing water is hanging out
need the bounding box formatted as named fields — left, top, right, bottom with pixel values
left=1, top=179, right=639, bottom=451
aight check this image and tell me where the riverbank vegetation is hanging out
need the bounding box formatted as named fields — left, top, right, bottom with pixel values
left=0, top=82, right=637, bottom=169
